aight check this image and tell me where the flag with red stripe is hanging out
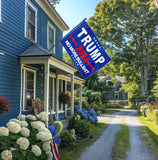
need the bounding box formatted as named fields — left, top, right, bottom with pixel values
left=51, top=139, right=60, bottom=160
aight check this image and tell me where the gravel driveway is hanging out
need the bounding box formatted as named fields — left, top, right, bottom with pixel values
left=79, top=109, right=157, bottom=160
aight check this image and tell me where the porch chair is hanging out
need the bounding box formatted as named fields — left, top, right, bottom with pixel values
left=32, top=98, right=44, bottom=116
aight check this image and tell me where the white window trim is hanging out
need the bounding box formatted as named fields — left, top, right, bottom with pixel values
left=0, top=0, right=2, bottom=23
left=25, top=0, right=37, bottom=43
left=23, top=67, right=36, bottom=111
left=47, top=21, right=56, bottom=54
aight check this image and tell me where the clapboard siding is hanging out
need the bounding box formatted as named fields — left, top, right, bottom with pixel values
left=0, top=0, right=64, bottom=126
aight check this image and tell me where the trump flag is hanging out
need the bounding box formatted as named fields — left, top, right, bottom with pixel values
left=61, top=20, right=111, bottom=79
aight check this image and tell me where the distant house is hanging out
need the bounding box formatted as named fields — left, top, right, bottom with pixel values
left=99, top=76, right=128, bottom=105
left=0, top=0, right=84, bottom=126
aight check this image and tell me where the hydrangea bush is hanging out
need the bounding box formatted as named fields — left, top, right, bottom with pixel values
left=74, top=105, right=98, bottom=124
left=0, top=112, right=54, bottom=160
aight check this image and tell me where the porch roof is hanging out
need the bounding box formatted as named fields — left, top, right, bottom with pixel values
left=19, top=43, right=85, bottom=83
left=19, top=43, right=77, bottom=72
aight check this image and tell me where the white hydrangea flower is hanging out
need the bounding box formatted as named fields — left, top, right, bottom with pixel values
left=39, top=128, right=50, bottom=133
left=31, top=145, right=41, bottom=157
left=17, top=115, right=26, bottom=121
left=16, top=137, right=29, bottom=150
left=42, top=140, right=51, bottom=152
left=1, top=150, right=12, bottom=160
left=9, top=118, right=20, bottom=124
left=38, top=112, right=48, bottom=122
left=0, top=127, right=9, bottom=136
left=45, top=151, right=53, bottom=160
left=31, top=121, right=46, bottom=130
left=20, top=121, right=28, bottom=127
left=26, top=115, right=36, bottom=121
left=7, top=121, right=21, bottom=134
left=36, top=131, right=52, bottom=141
left=21, top=127, right=30, bottom=137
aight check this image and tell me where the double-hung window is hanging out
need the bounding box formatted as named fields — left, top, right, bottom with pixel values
left=25, top=0, right=37, bottom=42
left=47, top=22, right=56, bottom=54
left=0, top=0, right=2, bottom=22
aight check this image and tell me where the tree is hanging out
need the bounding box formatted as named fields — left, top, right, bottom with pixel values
left=88, top=0, right=158, bottom=98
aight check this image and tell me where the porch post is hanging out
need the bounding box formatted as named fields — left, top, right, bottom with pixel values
left=79, top=84, right=82, bottom=110
left=71, top=74, right=74, bottom=116
left=65, top=80, right=67, bottom=117
left=44, top=62, right=49, bottom=116
left=56, top=73, right=59, bottom=119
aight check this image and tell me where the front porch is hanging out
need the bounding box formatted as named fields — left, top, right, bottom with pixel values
left=19, top=43, right=84, bottom=121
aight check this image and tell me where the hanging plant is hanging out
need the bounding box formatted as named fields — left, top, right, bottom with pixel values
left=0, top=97, right=11, bottom=115
left=59, top=92, right=70, bottom=104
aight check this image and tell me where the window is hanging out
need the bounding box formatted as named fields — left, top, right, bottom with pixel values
left=25, top=0, right=37, bottom=42
left=47, top=22, right=56, bottom=53
left=24, top=70, right=36, bottom=110
left=106, top=80, right=114, bottom=86
left=115, top=91, right=119, bottom=99
left=49, top=77, right=55, bottom=112
left=0, top=0, right=1, bottom=22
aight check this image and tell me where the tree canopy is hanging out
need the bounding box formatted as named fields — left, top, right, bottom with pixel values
left=88, top=0, right=158, bottom=101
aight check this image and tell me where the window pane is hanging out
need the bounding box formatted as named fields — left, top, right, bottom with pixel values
left=48, top=26, right=55, bottom=51
left=27, top=5, right=36, bottom=41
left=28, top=23, right=35, bottom=40
left=49, top=78, right=53, bottom=111
left=25, top=71, right=34, bottom=109
left=28, top=6, right=35, bottom=25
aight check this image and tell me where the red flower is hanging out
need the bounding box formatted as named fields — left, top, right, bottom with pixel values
left=0, top=97, right=11, bottom=115
left=59, top=92, right=70, bottom=104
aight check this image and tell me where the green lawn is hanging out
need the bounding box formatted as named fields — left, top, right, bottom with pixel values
left=59, top=122, right=107, bottom=160
left=137, top=114, right=158, bottom=156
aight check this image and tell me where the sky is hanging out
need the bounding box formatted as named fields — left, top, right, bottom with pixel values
left=55, top=0, right=102, bottom=35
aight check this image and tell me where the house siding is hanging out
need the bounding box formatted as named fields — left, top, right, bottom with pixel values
left=0, top=0, right=63, bottom=126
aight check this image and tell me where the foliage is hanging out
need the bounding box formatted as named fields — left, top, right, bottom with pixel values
left=74, top=96, right=79, bottom=105
left=0, top=97, right=10, bottom=115
left=82, top=89, right=101, bottom=104
left=136, top=101, right=158, bottom=124
left=73, top=106, right=98, bottom=124
left=59, top=92, right=70, bottom=104
left=60, top=130, right=75, bottom=147
left=53, top=121, right=63, bottom=135
left=59, top=122, right=107, bottom=160
left=88, top=0, right=158, bottom=102
left=105, top=102, right=122, bottom=108
left=72, top=119, right=91, bottom=138
left=0, top=112, right=53, bottom=160
left=137, top=113, right=158, bottom=156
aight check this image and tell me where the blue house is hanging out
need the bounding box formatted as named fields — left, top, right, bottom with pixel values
left=0, top=0, right=84, bottom=126
left=98, top=76, right=128, bottom=105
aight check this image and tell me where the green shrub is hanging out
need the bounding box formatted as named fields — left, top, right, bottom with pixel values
left=74, top=97, right=79, bottom=105
left=60, top=130, right=75, bottom=147
left=73, top=120, right=91, bottom=138
left=105, top=102, right=121, bottom=108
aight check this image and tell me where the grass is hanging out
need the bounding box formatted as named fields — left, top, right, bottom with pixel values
left=59, top=122, right=107, bottom=160
left=136, top=113, right=158, bottom=156
left=111, top=123, right=130, bottom=160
